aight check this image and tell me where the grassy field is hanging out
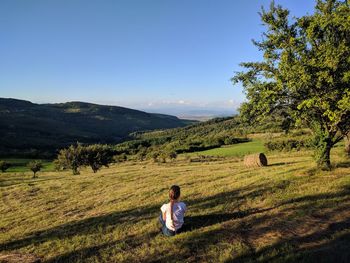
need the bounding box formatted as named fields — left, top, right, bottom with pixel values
left=1, top=146, right=350, bottom=262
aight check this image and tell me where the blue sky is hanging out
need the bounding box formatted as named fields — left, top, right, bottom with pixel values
left=0, top=0, right=315, bottom=115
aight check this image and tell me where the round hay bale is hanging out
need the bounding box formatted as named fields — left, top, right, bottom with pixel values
left=244, top=153, right=268, bottom=167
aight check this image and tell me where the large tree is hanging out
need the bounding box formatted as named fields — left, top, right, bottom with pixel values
left=233, top=0, right=350, bottom=169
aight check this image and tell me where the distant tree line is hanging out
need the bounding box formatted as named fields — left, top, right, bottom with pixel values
left=52, top=116, right=260, bottom=173
left=114, top=116, right=253, bottom=162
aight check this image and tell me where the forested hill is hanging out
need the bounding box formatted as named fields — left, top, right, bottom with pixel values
left=114, top=116, right=248, bottom=158
left=0, top=98, right=193, bottom=157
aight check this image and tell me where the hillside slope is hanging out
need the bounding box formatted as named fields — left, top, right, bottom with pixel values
left=114, top=116, right=246, bottom=157
left=0, top=98, right=192, bottom=157
left=0, top=147, right=349, bottom=262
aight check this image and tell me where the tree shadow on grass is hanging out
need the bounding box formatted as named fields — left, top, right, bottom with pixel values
left=181, top=207, right=274, bottom=233
left=44, top=231, right=159, bottom=263
left=0, top=183, right=278, bottom=254
left=0, top=175, right=63, bottom=188
left=305, top=161, right=350, bottom=175
left=279, top=185, right=350, bottom=209
left=0, top=203, right=161, bottom=252
left=268, top=161, right=302, bottom=167
left=171, top=186, right=350, bottom=263
left=185, top=180, right=291, bottom=212
left=5, top=175, right=348, bottom=262
left=335, top=161, right=350, bottom=169
left=226, top=216, right=350, bottom=263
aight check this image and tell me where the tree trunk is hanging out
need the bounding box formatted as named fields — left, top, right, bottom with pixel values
left=345, top=134, right=350, bottom=157
left=72, top=165, right=79, bottom=175
left=317, top=142, right=332, bottom=170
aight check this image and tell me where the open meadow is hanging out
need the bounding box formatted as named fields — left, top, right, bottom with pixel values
left=2, top=0, right=350, bottom=262
left=1, top=144, right=350, bottom=262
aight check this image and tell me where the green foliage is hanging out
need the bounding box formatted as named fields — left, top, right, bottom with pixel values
left=265, top=137, right=313, bottom=152
left=84, top=145, right=115, bottom=173
left=264, top=129, right=314, bottom=152
left=116, top=116, right=252, bottom=161
left=0, top=161, right=10, bottom=173
left=27, top=160, right=43, bottom=178
left=311, top=124, right=335, bottom=169
left=158, top=151, right=167, bottom=163
left=55, top=144, right=85, bottom=175
left=233, top=0, right=350, bottom=169
left=114, top=153, right=127, bottom=163
left=136, top=148, right=147, bottom=161
left=55, top=144, right=116, bottom=174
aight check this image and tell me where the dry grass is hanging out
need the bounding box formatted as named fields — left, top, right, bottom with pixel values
left=0, top=146, right=350, bottom=262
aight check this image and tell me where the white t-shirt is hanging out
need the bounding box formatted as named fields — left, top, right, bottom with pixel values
left=160, top=201, right=186, bottom=231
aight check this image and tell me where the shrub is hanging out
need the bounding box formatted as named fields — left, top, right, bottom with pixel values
left=136, top=149, right=147, bottom=161
left=168, top=151, right=177, bottom=161
left=148, top=152, right=160, bottom=163
left=0, top=161, right=10, bottom=173
left=114, top=153, right=127, bottom=163
left=264, top=137, right=313, bottom=152
left=158, top=151, right=167, bottom=163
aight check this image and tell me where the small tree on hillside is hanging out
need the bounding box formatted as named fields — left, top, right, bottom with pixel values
left=158, top=151, right=167, bottom=163
left=168, top=151, right=177, bottom=161
left=55, top=143, right=116, bottom=174
left=55, top=143, right=84, bottom=175
left=27, top=160, right=43, bottom=178
left=137, top=148, right=147, bottom=161
left=232, top=0, right=350, bottom=169
left=84, top=144, right=115, bottom=173
left=0, top=161, right=10, bottom=173
left=114, top=153, right=127, bottom=163
left=149, top=151, right=160, bottom=163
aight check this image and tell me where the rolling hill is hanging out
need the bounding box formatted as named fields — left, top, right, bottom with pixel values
left=0, top=98, right=193, bottom=157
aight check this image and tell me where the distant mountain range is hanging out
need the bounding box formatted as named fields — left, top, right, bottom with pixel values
left=0, top=98, right=194, bottom=157
left=140, top=107, right=236, bottom=121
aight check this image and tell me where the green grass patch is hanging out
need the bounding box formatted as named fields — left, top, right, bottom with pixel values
left=0, top=158, right=54, bottom=172
left=187, top=139, right=265, bottom=157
